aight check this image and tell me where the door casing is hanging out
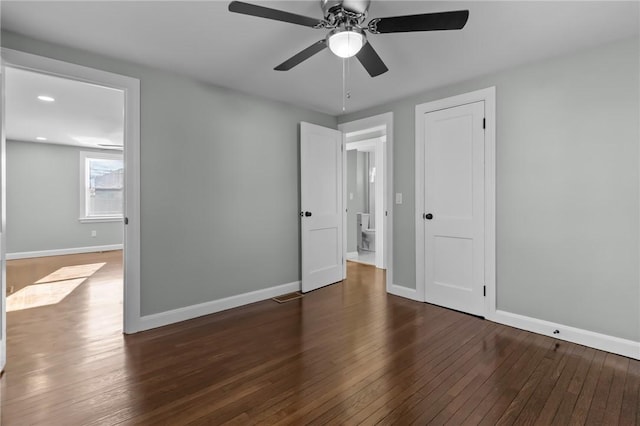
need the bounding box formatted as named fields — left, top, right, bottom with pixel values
left=0, top=64, right=6, bottom=372
left=415, top=87, right=496, bottom=317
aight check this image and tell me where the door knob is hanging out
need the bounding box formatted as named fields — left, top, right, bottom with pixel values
left=424, top=213, right=433, bottom=220
left=305, top=211, right=312, bottom=217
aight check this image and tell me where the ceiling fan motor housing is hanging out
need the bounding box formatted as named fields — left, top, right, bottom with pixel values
left=321, top=0, right=370, bottom=21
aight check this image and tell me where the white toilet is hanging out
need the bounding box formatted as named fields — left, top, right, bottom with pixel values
left=357, top=213, right=376, bottom=251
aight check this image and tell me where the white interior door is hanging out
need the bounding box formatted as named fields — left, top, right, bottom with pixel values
left=423, top=101, right=485, bottom=316
left=301, top=122, right=343, bottom=293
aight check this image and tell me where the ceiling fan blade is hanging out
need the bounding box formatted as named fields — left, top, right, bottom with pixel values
left=275, top=40, right=327, bottom=71
left=355, top=42, right=388, bottom=77
left=369, top=10, right=469, bottom=33
left=229, top=1, right=323, bottom=28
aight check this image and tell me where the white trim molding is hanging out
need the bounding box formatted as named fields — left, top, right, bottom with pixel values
left=415, top=87, right=497, bottom=315
left=1, top=62, right=6, bottom=372
left=345, top=136, right=383, bottom=152
left=346, top=251, right=358, bottom=259
left=388, top=284, right=421, bottom=302
left=137, top=281, right=301, bottom=332
left=6, top=244, right=123, bottom=260
left=78, top=217, right=123, bottom=223
left=490, top=310, right=640, bottom=360
left=1, top=48, right=141, bottom=334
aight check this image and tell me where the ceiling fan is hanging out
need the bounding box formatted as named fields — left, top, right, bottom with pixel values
left=228, top=0, right=469, bottom=77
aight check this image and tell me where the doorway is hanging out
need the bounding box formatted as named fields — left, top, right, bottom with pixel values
left=339, top=113, right=393, bottom=289
left=0, top=48, right=141, bottom=372
left=298, top=114, right=393, bottom=294
left=345, top=133, right=384, bottom=267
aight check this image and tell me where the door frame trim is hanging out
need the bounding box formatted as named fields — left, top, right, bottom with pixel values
left=1, top=48, right=142, bottom=334
left=415, top=87, right=496, bottom=317
left=339, top=112, right=393, bottom=294
left=0, top=64, right=5, bottom=371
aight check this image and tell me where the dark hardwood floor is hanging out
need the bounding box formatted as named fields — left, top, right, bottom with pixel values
left=1, top=253, right=639, bottom=425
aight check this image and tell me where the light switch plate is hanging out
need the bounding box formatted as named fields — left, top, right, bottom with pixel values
left=395, top=193, right=403, bottom=204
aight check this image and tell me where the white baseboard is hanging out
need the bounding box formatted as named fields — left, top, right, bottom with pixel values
left=388, top=283, right=422, bottom=302
left=490, top=309, right=640, bottom=360
left=385, top=288, right=639, bottom=360
left=137, top=280, right=301, bottom=332
left=346, top=251, right=358, bottom=259
left=6, top=244, right=123, bottom=260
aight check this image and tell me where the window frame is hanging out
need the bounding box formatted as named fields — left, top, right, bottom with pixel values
left=79, top=150, right=124, bottom=223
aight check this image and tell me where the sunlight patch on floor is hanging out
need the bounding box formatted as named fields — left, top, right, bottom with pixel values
left=7, top=278, right=87, bottom=312
left=35, top=262, right=106, bottom=284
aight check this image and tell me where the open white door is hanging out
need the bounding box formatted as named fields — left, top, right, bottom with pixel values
left=300, top=122, right=343, bottom=293
left=1, top=64, right=6, bottom=372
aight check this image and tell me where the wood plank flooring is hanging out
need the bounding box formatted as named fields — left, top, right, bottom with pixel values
left=1, top=253, right=639, bottom=425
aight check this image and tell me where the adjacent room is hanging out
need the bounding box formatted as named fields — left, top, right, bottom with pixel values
left=345, top=124, right=386, bottom=267
left=0, top=1, right=638, bottom=424
left=2, top=66, right=126, bottom=371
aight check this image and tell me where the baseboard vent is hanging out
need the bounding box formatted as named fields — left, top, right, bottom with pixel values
left=272, top=292, right=303, bottom=303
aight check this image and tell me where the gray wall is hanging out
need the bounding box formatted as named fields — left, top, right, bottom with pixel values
left=357, top=151, right=368, bottom=218
left=346, top=150, right=358, bottom=253
left=1, top=31, right=337, bottom=316
left=7, top=141, right=122, bottom=253
left=339, top=37, right=639, bottom=341
left=368, top=151, right=375, bottom=229
left=347, top=150, right=370, bottom=252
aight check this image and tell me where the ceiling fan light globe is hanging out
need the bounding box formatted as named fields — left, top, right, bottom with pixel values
left=328, top=29, right=365, bottom=58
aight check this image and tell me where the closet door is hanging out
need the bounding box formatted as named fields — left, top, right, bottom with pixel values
left=422, top=101, right=485, bottom=316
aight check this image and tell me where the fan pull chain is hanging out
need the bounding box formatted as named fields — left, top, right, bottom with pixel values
left=342, top=57, right=352, bottom=112
left=347, top=56, right=351, bottom=101
left=342, top=58, right=346, bottom=112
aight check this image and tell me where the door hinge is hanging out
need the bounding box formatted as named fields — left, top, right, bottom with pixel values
left=483, top=285, right=486, bottom=297
left=385, top=211, right=388, bottom=216
left=483, top=118, right=486, bottom=129
left=124, top=217, right=129, bottom=225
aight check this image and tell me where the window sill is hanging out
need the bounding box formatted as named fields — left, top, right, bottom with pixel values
left=79, top=217, right=123, bottom=223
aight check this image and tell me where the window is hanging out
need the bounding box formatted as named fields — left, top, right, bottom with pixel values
left=79, top=151, right=124, bottom=222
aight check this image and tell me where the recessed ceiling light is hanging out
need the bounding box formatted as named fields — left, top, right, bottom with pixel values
left=36, top=137, right=47, bottom=141
left=37, top=95, right=55, bottom=102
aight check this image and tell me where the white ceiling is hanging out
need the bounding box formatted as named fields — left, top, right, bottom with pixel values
left=2, top=1, right=638, bottom=116
left=5, top=67, right=124, bottom=149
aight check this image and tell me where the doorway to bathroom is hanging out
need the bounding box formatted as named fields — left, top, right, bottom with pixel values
left=346, top=138, right=381, bottom=266
left=339, top=112, right=392, bottom=281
